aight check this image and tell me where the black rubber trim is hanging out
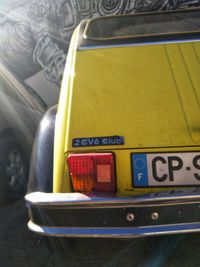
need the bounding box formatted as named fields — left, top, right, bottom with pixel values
left=28, top=200, right=200, bottom=228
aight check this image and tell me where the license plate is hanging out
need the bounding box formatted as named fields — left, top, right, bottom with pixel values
left=132, top=152, right=200, bottom=187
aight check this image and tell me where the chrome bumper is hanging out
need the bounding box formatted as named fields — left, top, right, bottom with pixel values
left=25, top=190, right=200, bottom=238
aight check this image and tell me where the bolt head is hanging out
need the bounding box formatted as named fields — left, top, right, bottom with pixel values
left=126, top=213, right=135, bottom=222
left=151, top=212, right=159, bottom=220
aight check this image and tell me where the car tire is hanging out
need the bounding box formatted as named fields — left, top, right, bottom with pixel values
left=0, top=138, right=28, bottom=201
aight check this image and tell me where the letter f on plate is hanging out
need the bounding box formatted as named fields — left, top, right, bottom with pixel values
left=138, top=173, right=143, bottom=181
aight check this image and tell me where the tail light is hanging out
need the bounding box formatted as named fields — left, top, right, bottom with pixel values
left=67, top=153, right=116, bottom=193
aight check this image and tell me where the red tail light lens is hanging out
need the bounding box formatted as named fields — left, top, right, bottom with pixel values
left=67, top=153, right=116, bottom=193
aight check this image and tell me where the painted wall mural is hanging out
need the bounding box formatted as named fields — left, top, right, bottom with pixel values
left=0, top=0, right=199, bottom=106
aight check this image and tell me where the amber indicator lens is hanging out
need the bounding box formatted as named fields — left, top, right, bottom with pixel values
left=67, top=153, right=116, bottom=192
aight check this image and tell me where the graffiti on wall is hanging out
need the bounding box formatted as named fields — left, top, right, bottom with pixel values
left=0, top=0, right=199, bottom=104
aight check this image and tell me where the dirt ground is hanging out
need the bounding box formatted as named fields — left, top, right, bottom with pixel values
left=1, top=200, right=200, bottom=267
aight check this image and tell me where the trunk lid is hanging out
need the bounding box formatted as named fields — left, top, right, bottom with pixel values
left=66, top=41, right=200, bottom=151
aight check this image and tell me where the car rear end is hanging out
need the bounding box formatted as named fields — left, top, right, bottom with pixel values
left=26, top=9, right=200, bottom=238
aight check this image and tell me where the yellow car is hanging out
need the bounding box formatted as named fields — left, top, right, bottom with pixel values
left=26, top=9, right=200, bottom=238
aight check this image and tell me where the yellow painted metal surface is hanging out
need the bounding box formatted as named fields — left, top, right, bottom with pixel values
left=53, top=26, right=79, bottom=193
left=54, top=27, right=200, bottom=194
left=68, top=42, right=200, bottom=149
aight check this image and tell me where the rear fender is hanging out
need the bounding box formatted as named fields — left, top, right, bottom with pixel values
left=28, top=105, right=57, bottom=193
